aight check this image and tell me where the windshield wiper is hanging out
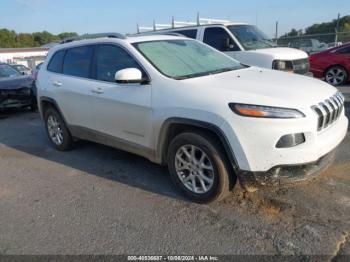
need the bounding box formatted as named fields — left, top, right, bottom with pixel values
left=175, top=67, right=238, bottom=80
left=208, top=67, right=238, bottom=75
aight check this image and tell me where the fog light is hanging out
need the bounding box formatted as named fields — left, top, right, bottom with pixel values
left=276, top=133, right=305, bottom=148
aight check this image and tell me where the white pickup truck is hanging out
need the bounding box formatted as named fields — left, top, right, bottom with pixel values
left=139, top=20, right=310, bottom=75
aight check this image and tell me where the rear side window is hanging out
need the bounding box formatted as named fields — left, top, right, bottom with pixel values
left=336, top=46, right=350, bottom=54
left=203, top=27, right=239, bottom=52
left=175, top=29, right=197, bottom=39
left=63, top=46, right=93, bottom=78
left=94, top=44, right=145, bottom=83
left=47, top=50, right=65, bottom=73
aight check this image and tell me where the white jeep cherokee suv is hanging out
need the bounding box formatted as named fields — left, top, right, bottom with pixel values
left=37, top=33, right=348, bottom=203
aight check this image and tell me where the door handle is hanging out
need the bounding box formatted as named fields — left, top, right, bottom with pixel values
left=52, top=81, right=62, bottom=87
left=91, top=88, right=104, bottom=94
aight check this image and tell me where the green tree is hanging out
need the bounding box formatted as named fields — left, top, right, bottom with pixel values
left=16, top=33, right=35, bottom=47
left=0, top=29, right=17, bottom=48
left=57, top=32, right=78, bottom=40
left=32, top=31, right=60, bottom=46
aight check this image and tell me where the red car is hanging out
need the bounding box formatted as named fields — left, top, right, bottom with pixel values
left=309, top=43, right=350, bottom=86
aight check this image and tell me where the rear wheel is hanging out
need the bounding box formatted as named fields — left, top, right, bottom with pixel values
left=167, top=132, right=235, bottom=203
left=44, top=107, right=73, bottom=151
left=325, top=66, right=348, bottom=86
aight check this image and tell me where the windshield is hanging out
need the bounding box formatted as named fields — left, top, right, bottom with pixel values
left=227, top=25, right=277, bottom=50
left=133, top=39, right=244, bottom=79
left=0, top=64, right=21, bottom=78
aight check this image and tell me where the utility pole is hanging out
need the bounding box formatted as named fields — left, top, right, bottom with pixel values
left=275, top=21, right=279, bottom=43
left=335, top=13, right=340, bottom=44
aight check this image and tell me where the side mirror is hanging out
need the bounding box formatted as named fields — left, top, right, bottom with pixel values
left=115, top=68, right=144, bottom=84
left=222, top=38, right=235, bottom=51
left=222, top=38, right=230, bottom=51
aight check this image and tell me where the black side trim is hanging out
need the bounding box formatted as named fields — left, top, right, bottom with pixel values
left=69, top=125, right=156, bottom=161
left=157, top=117, right=239, bottom=170
left=39, top=97, right=69, bottom=126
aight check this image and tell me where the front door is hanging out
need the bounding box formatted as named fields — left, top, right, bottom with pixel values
left=89, top=44, right=152, bottom=148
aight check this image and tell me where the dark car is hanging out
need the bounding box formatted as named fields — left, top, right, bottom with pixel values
left=0, top=63, right=36, bottom=111
left=309, top=43, right=350, bottom=86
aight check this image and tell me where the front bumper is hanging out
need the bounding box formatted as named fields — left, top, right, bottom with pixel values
left=237, top=149, right=337, bottom=191
left=0, top=88, right=33, bottom=110
left=221, top=110, right=348, bottom=172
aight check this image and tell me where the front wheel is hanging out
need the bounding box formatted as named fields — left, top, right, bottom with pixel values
left=167, top=132, right=235, bottom=203
left=325, top=66, right=348, bottom=86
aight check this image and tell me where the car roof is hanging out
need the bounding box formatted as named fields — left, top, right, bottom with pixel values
left=50, top=34, right=190, bottom=53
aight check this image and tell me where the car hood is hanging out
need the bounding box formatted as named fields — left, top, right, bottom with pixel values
left=182, top=67, right=337, bottom=109
left=248, top=47, right=308, bottom=60
left=0, top=75, right=34, bottom=90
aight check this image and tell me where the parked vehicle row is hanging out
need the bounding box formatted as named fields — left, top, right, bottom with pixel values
left=10, top=64, right=32, bottom=75
left=141, top=22, right=311, bottom=75
left=36, top=33, right=348, bottom=203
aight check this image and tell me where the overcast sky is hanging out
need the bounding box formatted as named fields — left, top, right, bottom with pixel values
left=2, top=0, right=350, bottom=37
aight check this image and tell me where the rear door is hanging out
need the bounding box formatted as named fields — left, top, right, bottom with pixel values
left=89, top=44, right=152, bottom=147
left=49, top=45, right=95, bottom=129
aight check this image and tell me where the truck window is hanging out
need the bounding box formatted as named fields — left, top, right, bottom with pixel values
left=174, top=29, right=197, bottom=39
left=203, top=27, right=239, bottom=52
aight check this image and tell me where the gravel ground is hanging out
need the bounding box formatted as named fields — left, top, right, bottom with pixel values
left=0, top=107, right=349, bottom=258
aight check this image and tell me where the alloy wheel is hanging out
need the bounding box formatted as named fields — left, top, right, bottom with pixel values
left=175, top=144, right=215, bottom=194
left=326, top=67, right=346, bottom=86
left=47, top=115, right=64, bottom=145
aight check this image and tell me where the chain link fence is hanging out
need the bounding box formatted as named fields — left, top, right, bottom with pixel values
left=275, top=31, right=350, bottom=54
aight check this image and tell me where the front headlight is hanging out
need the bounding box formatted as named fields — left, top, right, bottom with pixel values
left=229, top=103, right=305, bottom=118
left=272, top=60, right=294, bottom=72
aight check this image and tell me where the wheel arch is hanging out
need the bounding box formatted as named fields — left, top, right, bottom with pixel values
left=39, top=97, right=69, bottom=126
left=157, top=117, right=240, bottom=171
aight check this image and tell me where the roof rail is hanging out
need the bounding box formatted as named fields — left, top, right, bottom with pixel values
left=60, top=32, right=126, bottom=44
left=136, top=13, right=232, bottom=33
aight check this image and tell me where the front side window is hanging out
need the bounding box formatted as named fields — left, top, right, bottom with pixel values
left=227, top=25, right=277, bottom=50
left=48, top=50, right=65, bottom=73
left=94, top=44, right=145, bottom=83
left=175, top=29, right=198, bottom=39
left=203, top=27, right=239, bottom=51
left=0, top=64, right=21, bottom=78
left=133, top=39, right=243, bottom=79
left=63, top=46, right=93, bottom=78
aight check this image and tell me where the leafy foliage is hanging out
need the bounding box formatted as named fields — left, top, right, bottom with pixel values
left=281, top=15, right=350, bottom=37
left=0, top=29, right=78, bottom=48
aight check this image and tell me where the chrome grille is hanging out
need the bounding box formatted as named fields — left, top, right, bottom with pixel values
left=312, top=92, right=345, bottom=131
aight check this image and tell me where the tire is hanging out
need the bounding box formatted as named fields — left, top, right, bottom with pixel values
left=167, top=132, right=235, bottom=203
left=325, top=66, right=348, bottom=86
left=44, top=107, right=73, bottom=151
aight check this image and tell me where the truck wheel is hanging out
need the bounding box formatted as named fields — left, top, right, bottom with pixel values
left=44, top=107, right=73, bottom=151
left=167, top=132, right=234, bottom=203
left=325, top=66, right=348, bottom=86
